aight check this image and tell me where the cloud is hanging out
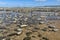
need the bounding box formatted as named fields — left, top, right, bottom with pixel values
left=0, top=2, right=7, bottom=4
left=35, top=0, right=47, bottom=2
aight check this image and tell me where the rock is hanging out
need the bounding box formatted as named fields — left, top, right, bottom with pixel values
left=49, top=28, right=59, bottom=32
left=34, top=27, right=40, bottom=30
left=20, top=25, right=28, bottom=28
left=42, top=37, right=49, bottom=40
left=32, top=29, right=37, bottom=32
left=16, top=28, right=23, bottom=35
left=26, top=32, right=32, bottom=36
left=5, top=38, right=10, bottom=40
left=39, top=21, right=45, bottom=24
left=32, top=36, right=36, bottom=38
left=48, top=25, right=55, bottom=29
left=53, top=29, right=59, bottom=32
left=17, top=24, right=21, bottom=27
left=0, top=36, right=5, bottom=40
left=38, top=34, right=42, bottom=37
left=23, top=37, right=31, bottom=40
left=14, top=28, right=22, bottom=32
left=41, top=28, right=47, bottom=32
left=7, top=33, right=17, bottom=37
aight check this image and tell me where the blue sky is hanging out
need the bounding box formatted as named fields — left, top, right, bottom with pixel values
left=0, top=0, right=60, bottom=7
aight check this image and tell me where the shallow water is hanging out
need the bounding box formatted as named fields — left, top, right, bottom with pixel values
left=0, top=11, right=24, bottom=25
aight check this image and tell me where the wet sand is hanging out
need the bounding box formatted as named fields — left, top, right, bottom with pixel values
left=8, top=20, right=60, bottom=40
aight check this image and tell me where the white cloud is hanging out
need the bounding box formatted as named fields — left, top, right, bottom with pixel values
left=35, top=0, right=47, bottom=2
left=0, top=2, right=7, bottom=4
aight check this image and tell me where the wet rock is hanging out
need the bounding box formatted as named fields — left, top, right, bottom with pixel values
left=32, top=29, right=37, bottom=32
left=15, top=29, right=23, bottom=35
left=7, top=33, right=17, bottom=37
left=23, top=37, right=31, bottom=40
left=14, top=28, right=22, bottom=32
left=20, top=25, right=28, bottom=28
left=38, top=34, right=42, bottom=37
left=41, top=28, right=47, bottom=32
left=0, top=36, right=5, bottom=40
left=34, top=27, right=40, bottom=30
left=48, top=25, right=55, bottom=29
left=32, top=36, right=36, bottom=38
left=5, top=38, right=11, bottom=40
left=42, top=37, right=49, bottom=40
left=39, top=21, right=45, bottom=24
left=49, top=29, right=59, bottom=32
left=26, top=32, right=32, bottom=36
left=17, top=24, right=21, bottom=28
left=53, top=29, right=59, bottom=32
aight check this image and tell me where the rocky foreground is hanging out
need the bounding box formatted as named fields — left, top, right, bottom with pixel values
left=0, top=20, right=60, bottom=40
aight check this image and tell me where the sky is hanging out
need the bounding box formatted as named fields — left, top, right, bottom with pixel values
left=0, top=0, right=60, bottom=7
